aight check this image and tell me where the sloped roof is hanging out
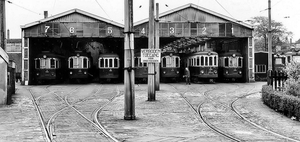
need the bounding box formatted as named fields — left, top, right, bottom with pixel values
left=134, top=3, right=253, bottom=29
left=21, top=9, right=123, bottom=29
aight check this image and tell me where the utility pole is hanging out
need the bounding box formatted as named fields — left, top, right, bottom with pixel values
left=124, top=0, right=135, bottom=120
left=148, top=0, right=155, bottom=101
left=155, top=3, right=160, bottom=91
left=268, top=0, right=272, bottom=71
left=0, top=0, right=6, bottom=51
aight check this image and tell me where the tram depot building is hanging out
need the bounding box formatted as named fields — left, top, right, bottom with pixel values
left=20, top=3, right=254, bottom=85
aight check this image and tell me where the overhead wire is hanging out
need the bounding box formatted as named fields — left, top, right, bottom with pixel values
left=214, top=0, right=234, bottom=18
left=259, top=0, right=284, bottom=13
left=94, top=0, right=111, bottom=19
left=51, top=0, right=57, bottom=16
left=5, top=0, right=41, bottom=15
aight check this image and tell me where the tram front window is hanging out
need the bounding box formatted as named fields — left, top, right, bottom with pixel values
left=83, top=58, right=88, bottom=68
left=50, top=58, right=55, bottom=68
left=35, top=59, right=40, bottom=69
left=69, top=58, right=74, bottom=68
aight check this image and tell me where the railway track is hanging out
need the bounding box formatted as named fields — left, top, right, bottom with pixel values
left=171, top=83, right=300, bottom=142
left=28, top=84, right=121, bottom=142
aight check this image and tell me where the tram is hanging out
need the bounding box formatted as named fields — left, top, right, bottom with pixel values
left=160, top=51, right=181, bottom=82
left=273, top=53, right=286, bottom=71
left=34, top=51, right=65, bottom=84
left=68, top=51, right=92, bottom=83
left=185, top=51, right=218, bottom=83
left=218, top=51, right=243, bottom=81
left=98, top=53, right=120, bottom=83
left=134, top=52, right=148, bottom=83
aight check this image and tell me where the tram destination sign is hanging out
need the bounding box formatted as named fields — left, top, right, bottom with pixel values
left=141, top=49, right=161, bottom=63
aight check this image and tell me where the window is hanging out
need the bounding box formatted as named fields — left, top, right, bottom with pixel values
left=175, top=23, right=183, bottom=36
left=41, top=59, right=46, bottom=69
left=196, top=57, right=200, bottom=66
left=176, top=57, right=180, bottom=67
left=255, top=64, right=266, bottom=73
left=205, top=56, right=208, bottom=66
left=275, top=58, right=282, bottom=65
left=214, top=56, right=217, bottom=66
left=224, top=58, right=229, bottom=67
left=56, top=60, right=60, bottom=68
left=50, top=58, right=55, bottom=68
left=109, top=59, right=113, bottom=67
left=105, top=59, right=108, bottom=67
left=201, top=56, right=204, bottom=66
left=191, top=23, right=197, bottom=36
left=69, top=58, right=74, bottom=68
left=229, top=57, right=238, bottom=67
left=99, top=58, right=104, bottom=68
left=209, top=57, right=213, bottom=66
left=24, top=48, right=29, bottom=58
left=238, top=57, right=243, bottom=67
left=35, top=59, right=40, bottom=69
left=83, top=58, right=88, bottom=68
left=134, top=57, right=139, bottom=67
left=287, top=56, right=291, bottom=63
left=161, top=57, right=165, bottom=67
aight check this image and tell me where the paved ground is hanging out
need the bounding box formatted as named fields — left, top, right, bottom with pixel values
left=0, top=83, right=45, bottom=142
left=0, top=82, right=299, bottom=142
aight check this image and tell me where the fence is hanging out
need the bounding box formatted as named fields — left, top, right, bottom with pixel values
left=267, top=70, right=288, bottom=91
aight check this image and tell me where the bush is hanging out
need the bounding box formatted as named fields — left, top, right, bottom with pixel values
left=284, top=62, right=300, bottom=98
left=262, top=85, right=300, bottom=120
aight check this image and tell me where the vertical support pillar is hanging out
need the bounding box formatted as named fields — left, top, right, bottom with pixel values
left=267, top=0, right=272, bottom=71
left=248, top=36, right=255, bottom=82
left=22, top=35, right=29, bottom=85
left=155, top=3, right=160, bottom=91
left=124, top=0, right=135, bottom=120
left=148, top=0, right=155, bottom=101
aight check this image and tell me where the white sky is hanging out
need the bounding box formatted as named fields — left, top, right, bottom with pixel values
left=5, top=0, right=300, bottom=41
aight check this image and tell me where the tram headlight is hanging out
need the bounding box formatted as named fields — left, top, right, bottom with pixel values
left=239, top=71, right=242, bottom=74
left=176, top=71, right=179, bottom=74
left=70, top=71, right=73, bottom=75
left=163, top=71, right=166, bottom=74
left=84, top=71, right=87, bottom=74
left=225, top=70, right=229, bottom=74
left=214, top=70, right=217, bottom=74
left=200, top=70, right=204, bottom=74
left=36, top=73, right=39, bottom=76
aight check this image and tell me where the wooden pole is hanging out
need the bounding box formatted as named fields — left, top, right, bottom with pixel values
left=268, top=0, right=272, bottom=71
left=148, top=0, right=155, bottom=101
left=0, top=0, right=6, bottom=51
left=155, top=3, right=160, bottom=91
left=124, top=0, right=135, bottom=120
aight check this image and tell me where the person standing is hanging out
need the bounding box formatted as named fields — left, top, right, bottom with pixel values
left=184, top=67, right=191, bottom=85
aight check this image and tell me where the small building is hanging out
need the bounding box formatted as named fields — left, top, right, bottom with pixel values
left=6, top=38, right=22, bottom=81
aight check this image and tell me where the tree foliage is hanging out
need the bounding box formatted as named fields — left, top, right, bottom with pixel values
left=249, top=16, right=293, bottom=52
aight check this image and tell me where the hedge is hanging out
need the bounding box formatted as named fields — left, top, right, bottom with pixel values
left=262, top=85, right=300, bottom=120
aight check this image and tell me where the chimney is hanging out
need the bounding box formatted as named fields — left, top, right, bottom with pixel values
left=7, top=29, right=9, bottom=39
left=44, top=11, right=48, bottom=19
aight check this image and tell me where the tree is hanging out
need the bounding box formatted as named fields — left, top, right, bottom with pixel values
left=249, top=16, right=293, bottom=52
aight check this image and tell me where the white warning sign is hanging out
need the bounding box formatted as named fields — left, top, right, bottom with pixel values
left=141, top=49, right=161, bottom=63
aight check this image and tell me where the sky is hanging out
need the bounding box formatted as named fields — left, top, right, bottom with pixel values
left=5, top=0, right=300, bottom=41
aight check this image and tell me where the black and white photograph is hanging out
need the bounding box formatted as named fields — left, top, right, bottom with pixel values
left=0, top=0, right=300, bottom=141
